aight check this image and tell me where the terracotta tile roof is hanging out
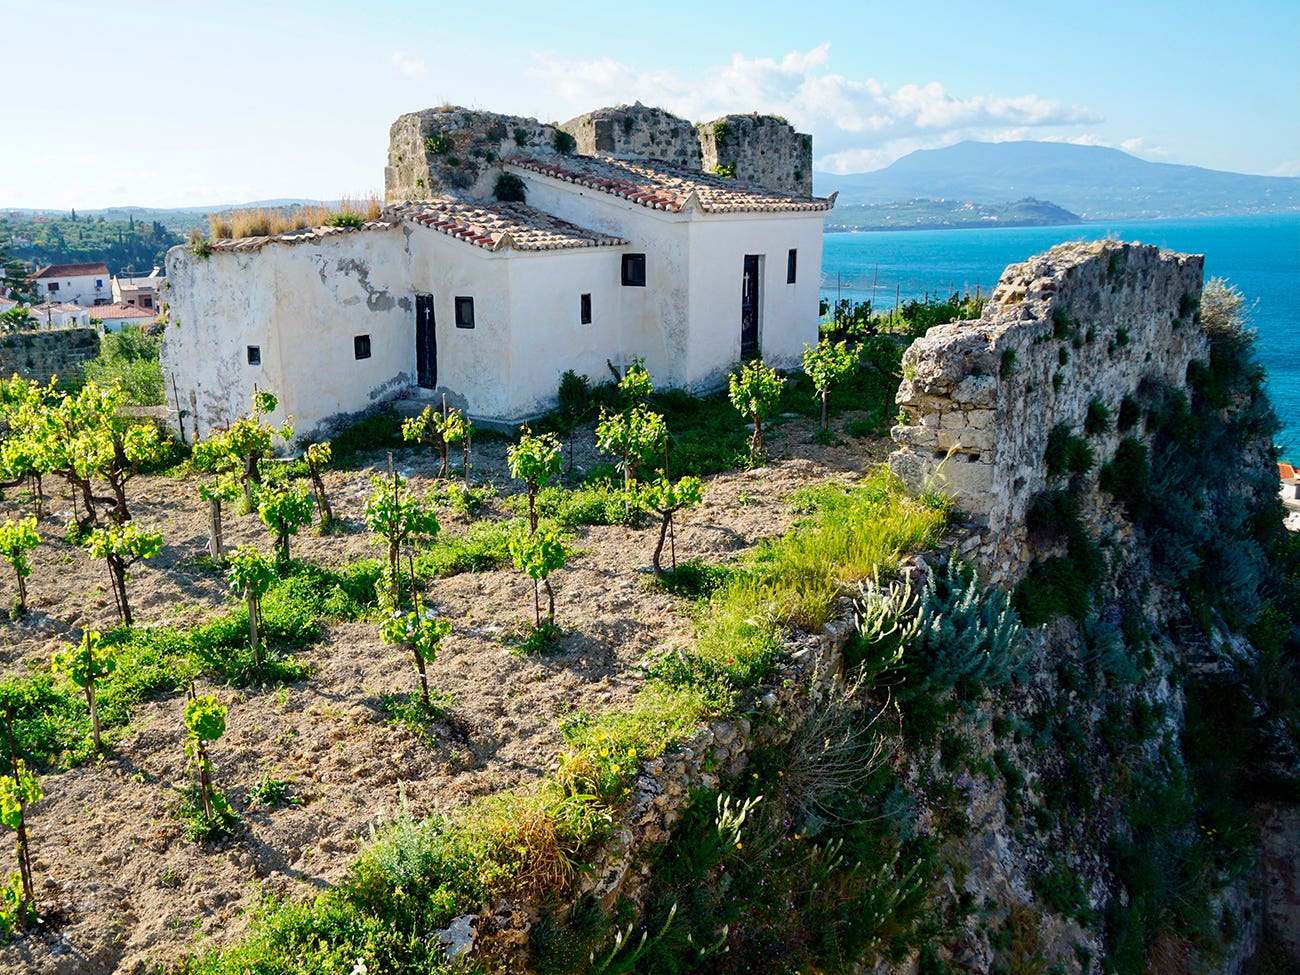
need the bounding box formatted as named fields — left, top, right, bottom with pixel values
left=507, top=154, right=834, bottom=214
left=204, top=219, right=400, bottom=253
left=1280, top=462, right=1298, bottom=481
left=34, top=262, right=110, bottom=279
left=388, top=199, right=628, bottom=251
left=89, top=302, right=155, bottom=320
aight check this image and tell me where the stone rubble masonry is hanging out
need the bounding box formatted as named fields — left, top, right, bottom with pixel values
left=889, top=240, right=1207, bottom=587
left=0, top=327, right=100, bottom=385
left=698, top=113, right=813, bottom=198
left=385, top=103, right=815, bottom=203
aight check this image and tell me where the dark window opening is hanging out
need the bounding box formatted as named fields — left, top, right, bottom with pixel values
left=141, top=296, right=153, bottom=308
left=621, top=253, right=646, bottom=287
left=47, top=282, right=59, bottom=292
left=787, top=248, right=797, bottom=284
left=96, top=279, right=103, bottom=288
left=354, top=334, right=371, bottom=359
left=454, top=296, right=475, bottom=329
left=247, top=345, right=261, bottom=365
left=580, top=293, right=592, bottom=324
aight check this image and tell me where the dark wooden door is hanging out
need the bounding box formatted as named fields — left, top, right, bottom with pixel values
left=415, top=294, right=437, bottom=388
left=741, top=255, right=760, bottom=358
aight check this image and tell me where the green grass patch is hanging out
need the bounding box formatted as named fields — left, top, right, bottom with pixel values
left=415, top=517, right=519, bottom=577
left=694, top=472, right=948, bottom=685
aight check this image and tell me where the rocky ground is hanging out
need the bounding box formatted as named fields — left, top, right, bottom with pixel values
left=0, top=411, right=889, bottom=974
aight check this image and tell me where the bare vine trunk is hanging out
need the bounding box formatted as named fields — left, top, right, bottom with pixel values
left=246, top=593, right=261, bottom=667
left=208, top=496, right=224, bottom=564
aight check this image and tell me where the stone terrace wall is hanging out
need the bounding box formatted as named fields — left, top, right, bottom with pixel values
left=699, top=113, right=813, bottom=198
left=0, top=327, right=100, bottom=384
left=889, top=241, right=1206, bottom=585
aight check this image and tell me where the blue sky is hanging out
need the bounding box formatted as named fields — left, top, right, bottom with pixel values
left=4, top=0, right=1297, bottom=208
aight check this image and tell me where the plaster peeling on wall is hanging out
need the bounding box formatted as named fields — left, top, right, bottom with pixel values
left=329, top=257, right=399, bottom=313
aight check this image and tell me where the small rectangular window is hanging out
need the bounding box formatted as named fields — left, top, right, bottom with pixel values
left=454, top=296, right=475, bottom=329
left=786, top=249, right=797, bottom=284
left=247, top=345, right=261, bottom=365
left=96, top=279, right=103, bottom=288
left=47, top=282, right=58, bottom=292
left=580, top=293, right=592, bottom=325
left=354, top=334, right=371, bottom=359
left=621, top=253, right=646, bottom=287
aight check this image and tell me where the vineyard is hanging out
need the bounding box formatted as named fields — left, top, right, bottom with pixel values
left=0, top=336, right=930, bottom=973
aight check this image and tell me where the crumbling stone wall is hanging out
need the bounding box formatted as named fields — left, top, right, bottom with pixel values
left=385, top=107, right=564, bottom=202
left=387, top=104, right=817, bottom=203
left=560, top=103, right=702, bottom=170
left=889, top=241, right=1206, bottom=585
left=699, top=113, right=813, bottom=197
left=0, top=327, right=100, bottom=384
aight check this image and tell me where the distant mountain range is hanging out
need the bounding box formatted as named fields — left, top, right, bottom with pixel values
left=815, top=141, right=1300, bottom=221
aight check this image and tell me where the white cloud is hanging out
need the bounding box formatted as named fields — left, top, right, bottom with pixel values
left=390, top=50, right=427, bottom=80
left=527, top=46, right=1102, bottom=173
left=1269, top=159, right=1300, bottom=177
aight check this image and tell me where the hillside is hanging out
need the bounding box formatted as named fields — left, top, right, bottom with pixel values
left=816, top=141, right=1300, bottom=219
left=827, top=197, right=1081, bottom=232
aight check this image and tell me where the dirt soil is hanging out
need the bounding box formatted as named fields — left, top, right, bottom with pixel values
left=0, top=413, right=890, bottom=975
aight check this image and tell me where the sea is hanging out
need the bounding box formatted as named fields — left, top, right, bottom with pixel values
left=819, top=213, right=1300, bottom=455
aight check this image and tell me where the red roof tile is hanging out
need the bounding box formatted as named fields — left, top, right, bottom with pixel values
left=507, top=154, right=834, bottom=215
left=34, top=262, right=110, bottom=279
left=388, top=199, right=627, bottom=251
left=90, top=302, right=155, bottom=320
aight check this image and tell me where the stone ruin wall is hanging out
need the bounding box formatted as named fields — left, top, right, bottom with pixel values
left=0, top=328, right=100, bottom=385
left=889, top=241, right=1207, bottom=587
left=699, top=113, right=813, bottom=198
left=385, top=108, right=564, bottom=203
left=385, top=103, right=815, bottom=202
left=561, top=103, right=702, bottom=170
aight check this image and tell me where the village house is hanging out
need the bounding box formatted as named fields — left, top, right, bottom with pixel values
left=26, top=301, right=92, bottom=329
left=163, top=104, right=832, bottom=441
left=91, top=300, right=157, bottom=332
left=33, top=261, right=111, bottom=306
left=112, top=267, right=164, bottom=309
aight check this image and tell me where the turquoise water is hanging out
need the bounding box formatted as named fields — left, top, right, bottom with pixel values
left=820, top=214, right=1300, bottom=453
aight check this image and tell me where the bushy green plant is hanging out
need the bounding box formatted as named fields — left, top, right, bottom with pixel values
left=0, top=755, right=40, bottom=934
left=638, top=476, right=703, bottom=574
left=1044, top=423, right=1093, bottom=478
left=257, top=486, right=313, bottom=565
left=494, top=172, right=527, bottom=203
left=909, top=560, right=1025, bottom=694
left=365, top=471, right=440, bottom=606
left=847, top=574, right=919, bottom=682
left=301, top=441, right=334, bottom=528
left=51, top=631, right=115, bottom=755
left=226, top=545, right=276, bottom=666
left=0, top=517, right=38, bottom=614
left=183, top=692, right=236, bottom=838
left=802, top=339, right=857, bottom=432
left=728, top=359, right=783, bottom=461
left=1085, top=398, right=1112, bottom=436
left=509, top=526, right=566, bottom=628
left=379, top=596, right=451, bottom=709
left=403, top=402, right=468, bottom=479
left=84, top=521, right=162, bottom=627
left=508, top=429, right=563, bottom=532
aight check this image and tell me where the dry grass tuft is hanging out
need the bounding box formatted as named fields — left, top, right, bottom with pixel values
left=207, top=193, right=383, bottom=240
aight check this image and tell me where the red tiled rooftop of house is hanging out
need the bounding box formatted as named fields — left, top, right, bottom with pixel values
left=34, top=262, right=110, bottom=279
left=507, top=154, right=835, bottom=215
left=1280, top=462, right=1298, bottom=481
left=91, top=302, right=155, bottom=320
left=388, top=199, right=628, bottom=251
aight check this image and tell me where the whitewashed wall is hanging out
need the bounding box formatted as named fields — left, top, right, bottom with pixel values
left=163, top=227, right=414, bottom=440
left=38, top=273, right=109, bottom=307
left=685, top=211, right=824, bottom=387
